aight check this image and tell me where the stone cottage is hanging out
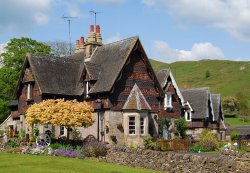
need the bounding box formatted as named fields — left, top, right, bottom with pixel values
left=0, top=25, right=226, bottom=145
left=156, top=69, right=226, bottom=140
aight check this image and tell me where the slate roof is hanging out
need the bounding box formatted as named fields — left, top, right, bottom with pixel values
left=28, top=53, right=85, bottom=96
left=211, top=94, right=221, bottom=121
left=88, top=36, right=138, bottom=94
left=226, top=126, right=250, bottom=136
left=156, top=69, right=170, bottom=88
left=84, top=62, right=101, bottom=81
left=181, top=87, right=210, bottom=119
left=123, top=84, right=151, bottom=110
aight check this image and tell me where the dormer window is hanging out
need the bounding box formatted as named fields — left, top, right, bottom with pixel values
left=164, top=93, right=172, bottom=109
left=86, top=81, right=90, bottom=98
left=185, top=111, right=192, bottom=121
left=27, top=83, right=32, bottom=100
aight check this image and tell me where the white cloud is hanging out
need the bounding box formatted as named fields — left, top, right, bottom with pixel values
left=67, top=4, right=88, bottom=18
left=105, top=32, right=122, bottom=44
left=0, top=0, right=53, bottom=33
left=78, top=0, right=124, bottom=5
left=141, top=0, right=156, bottom=7
left=142, top=0, right=250, bottom=41
left=152, top=40, right=225, bottom=62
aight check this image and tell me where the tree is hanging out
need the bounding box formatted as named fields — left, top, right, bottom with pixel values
left=26, top=99, right=95, bottom=140
left=236, top=92, right=249, bottom=122
left=0, top=37, right=51, bottom=123
left=222, top=96, right=239, bottom=117
left=46, top=41, right=74, bottom=57
left=175, top=118, right=188, bottom=138
left=205, top=70, right=211, bottom=79
left=1, top=37, right=51, bottom=71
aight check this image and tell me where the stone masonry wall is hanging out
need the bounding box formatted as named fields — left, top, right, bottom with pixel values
left=100, top=147, right=250, bottom=173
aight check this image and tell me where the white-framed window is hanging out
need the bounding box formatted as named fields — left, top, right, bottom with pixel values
left=27, top=83, right=31, bottom=100
left=86, top=81, right=89, bottom=98
left=60, top=126, right=65, bottom=136
left=140, top=117, right=145, bottom=135
left=164, top=94, right=172, bottom=109
left=185, top=111, right=192, bottom=121
left=128, top=117, right=136, bottom=135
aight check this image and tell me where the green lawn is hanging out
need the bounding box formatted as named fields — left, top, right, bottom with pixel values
left=225, top=118, right=250, bottom=126
left=0, top=153, right=162, bottom=173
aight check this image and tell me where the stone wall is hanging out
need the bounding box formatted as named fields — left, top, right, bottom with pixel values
left=100, top=147, right=250, bottom=173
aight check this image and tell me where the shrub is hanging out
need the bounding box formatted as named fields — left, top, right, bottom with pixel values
left=188, top=144, right=210, bottom=152
left=230, top=130, right=240, bottom=140
left=175, top=118, right=188, bottom=138
left=52, top=149, right=83, bottom=159
left=83, top=142, right=108, bottom=157
left=143, top=135, right=159, bottom=150
left=198, top=130, right=219, bottom=151
left=50, top=143, right=62, bottom=150
left=71, top=128, right=82, bottom=141
left=7, top=140, right=19, bottom=148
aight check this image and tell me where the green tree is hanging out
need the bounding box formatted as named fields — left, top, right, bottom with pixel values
left=205, top=70, right=210, bottom=79
left=236, top=92, right=249, bottom=122
left=0, top=37, right=51, bottom=123
left=222, top=96, right=239, bottom=117
left=175, top=118, right=188, bottom=138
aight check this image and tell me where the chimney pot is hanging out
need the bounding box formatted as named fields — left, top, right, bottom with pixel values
left=80, top=36, right=85, bottom=45
left=96, top=25, right=100, bottom=33
left=90, top=25, right=94, bottom=32
left=76, top=40, right=80, bottom=45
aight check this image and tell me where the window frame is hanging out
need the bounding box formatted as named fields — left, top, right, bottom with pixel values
left=185, top=111, right=192, bottom=122
left=27, top=83, right=31, bottom=100
left=128, top=116, right=136, bottom=135
left=164, top=93, right=173, bottom=109
left=140, top=117, right=145, bottom=135
left=60, top=126, right=65, bottom=136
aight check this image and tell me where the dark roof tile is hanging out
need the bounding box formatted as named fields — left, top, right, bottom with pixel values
left=181, top=87, right=210, bottom=119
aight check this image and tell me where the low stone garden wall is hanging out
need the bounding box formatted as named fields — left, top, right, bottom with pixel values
left=100, top=147, right=250, bottom=173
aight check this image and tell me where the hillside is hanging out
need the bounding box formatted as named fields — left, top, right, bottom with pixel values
left=150, top=59, right=250, bottom=112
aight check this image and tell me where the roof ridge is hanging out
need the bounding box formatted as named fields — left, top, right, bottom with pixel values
left=102, top=36, right=138, bottom=46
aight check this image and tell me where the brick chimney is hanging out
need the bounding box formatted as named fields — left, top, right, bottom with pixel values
left=74, top=36, right=85, bottom=53
left=87, top=25, right=96, bottom=43
left=75, top=40, right=80, bottom=52
left=95, top=25, right=102, bottom=44
left=84, top=24, right=102, bottom=58
left=74, top=24, right=103, bottom=58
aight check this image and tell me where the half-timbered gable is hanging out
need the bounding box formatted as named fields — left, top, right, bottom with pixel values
left=156, top=69, right=184, bottom=119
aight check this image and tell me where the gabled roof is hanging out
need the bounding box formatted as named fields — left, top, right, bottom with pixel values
left=28, top=53, right=85, bottom=96
left=156, top=69, right=171, bottom=88
left=181, top=87, right=210, bottom=119
left=157, top=68, right=185, bottom=105
left=123, top=84, right=151, bottom=110
left=84, top=62, right=101, bottom=81
left=211, top=94, right=222, bottom=121
left=88, top=36, right=138, bottom=94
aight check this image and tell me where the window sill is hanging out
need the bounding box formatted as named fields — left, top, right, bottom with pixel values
left=25, top=99, right=34, bottom=102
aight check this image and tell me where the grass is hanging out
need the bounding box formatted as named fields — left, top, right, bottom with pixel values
left=225, top=117, right=250, bottom=126
left=0, top=153, right=163, bottom=173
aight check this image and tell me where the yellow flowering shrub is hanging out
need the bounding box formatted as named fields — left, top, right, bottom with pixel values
left=26, top=99, right=95, bottom=128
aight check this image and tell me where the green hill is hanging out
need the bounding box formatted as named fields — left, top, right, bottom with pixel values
left=150, top=59, right=250, bottom=115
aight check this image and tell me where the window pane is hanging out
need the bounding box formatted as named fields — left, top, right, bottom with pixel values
left=140, top=117, right=144, bottom=134
left=129, top=116, right=136, bottom=135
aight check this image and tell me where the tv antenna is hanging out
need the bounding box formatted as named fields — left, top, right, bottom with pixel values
left=62, top=15, right=78, bottom=55
left=90, top=10, right=103, bottom=28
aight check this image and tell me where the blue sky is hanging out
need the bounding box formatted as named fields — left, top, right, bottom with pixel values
left=0, top=0, right=250, bottom=62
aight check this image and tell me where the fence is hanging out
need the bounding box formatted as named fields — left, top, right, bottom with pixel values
left=157, top=139, right=193, bottom=152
